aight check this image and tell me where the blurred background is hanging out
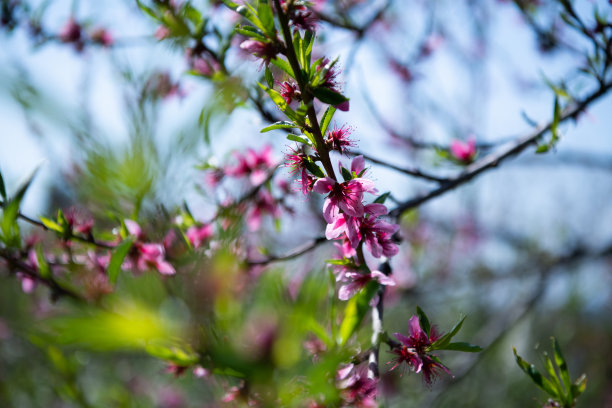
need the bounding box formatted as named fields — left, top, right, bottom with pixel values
left=1, top=0, right=611, bottom=407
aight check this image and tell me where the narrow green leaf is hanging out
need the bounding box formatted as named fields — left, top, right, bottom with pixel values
left=311, top=86, right=349, bottom=106
left=416, top=306, right=431, bottom=337
left=270, top=57, right=294, bottom=78
left=107, top=238, right=133, bottom=285
left=0, top=169, right=6, bottom=201
left=1, top=166, right=39, bottom=247
left=221, top=0, right=240, bottom=10
left=338, top=281, right=378, bottom=345
left=431, top=315, right=466, bottom=350
left=264, top=66, right=274, bottom=89
left=261, top=121, right=300, bottom=133
left=35, top=245, right=51, bottom=279
left=304, top=30, right=315, bottom=68
left=39, top=217, right=63, bottom=233
left=373, top=192, right=390, bottom=204
left=340, top=166, right=352, bottom=182
left=570, top=374, right=587, bottom=399
left=552, top=338, right=571, bottom=394
left=286, top=134, right=309, bottom=144
left=304, top=158, right=325, bottom=178
left=257, top=0, right=275, bottom=36
left=439, top=342, right=482, bottom=352
left=320, top=106, right=336, bottom=136
left=257, top=82, right=299, bottom=121
left=543, top=352, right=566, bottom=400
left=513, top=348, right=558, bottom=397
left=235, top=26, right=268, bottom=42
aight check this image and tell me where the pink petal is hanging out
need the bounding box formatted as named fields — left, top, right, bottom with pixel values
left=351, top=155, right=365, bottom=174
left=312, top=177, right=335, bottom=193
left=371, top=270, right=395, bottom=286
left=125, top=219, right=142, bottom=238
left=322, top=198, right=340, bottom=224
left=364, top=203, right=388, bottom=216
left=157, top=261, right=176, bottom=275
left=338, top=282, right=360, bottom=300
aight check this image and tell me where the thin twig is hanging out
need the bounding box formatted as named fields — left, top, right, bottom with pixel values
left=389, top=80, right=612, bottom=218
left=247, top=236, right=327, bottom=266
left=349, top=150, right=449, bottom=183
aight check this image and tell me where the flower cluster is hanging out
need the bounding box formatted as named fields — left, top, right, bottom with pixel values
left=124, top=220, right=176, bottom=275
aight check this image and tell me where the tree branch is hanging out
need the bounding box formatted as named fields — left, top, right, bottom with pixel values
left=389, top=80, right=612, bottom=218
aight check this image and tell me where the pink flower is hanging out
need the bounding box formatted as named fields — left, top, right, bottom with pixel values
left=136, top=243, right=176, bottom=275
left=185, top=224, right=213, bottom=249
left=279, top=81, right=300, bottom=104
left=338, top=270, right=395, bottom=300
left=312, top=156, right=376, bottom=223
left=240, top=40, right=279, bottom=64
left=227, top=145, right=276, bottom=186
left=450, top=137, right=477, bottom=163
left=325, top=124, right=355, bottom=154
left=389, top=316, right=450, bottom=385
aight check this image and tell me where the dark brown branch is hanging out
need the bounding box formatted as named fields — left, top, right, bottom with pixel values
left=389, top=80, right=612, bottom=218
left=0, top=248, right=86, bottom=302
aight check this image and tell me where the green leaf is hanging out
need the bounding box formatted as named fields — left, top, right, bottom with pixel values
left=311, top=86, right=349, bottom=106
left=261, top=121, right=299, bottom=133
left=570, top=374, right=587, bottom=399
left=320, top=106, right=336, bottom=136
left=40, top=217, right=63, bottom=233
left=543, top=352, right=566, bottom=400
left=338, top=281, right=378, bottom=345
left=264, top=66, right=274, bottom=88
left=257, top=82, right=299, bottom=121
left=431, top=315, right=466, bottom=349
left=35, top=245, right=51, bottom=279
left=257, top=0, right=275, bottom=36
left=552, top=338, right=571, bottom=395
left=107, top=238, right=133, bottom=285
left=271, top=57, right=294, bottom=78
left=304, top=157, right=325, bottom=178
left=513, top=348, right=558, bottom=397
left=303, top=30, right=315, bottom=68
left=340, top=166, right=352, bottom=182
left=0, top=169, right=6, bottom=201
left=287, top=134, right=309, bottom=145
left=235, top=26, right=268, bottom=42
left=439, top=342, right=482, bottom=352
left=416, top=306, right=431, bottom=337
left=373, top=192, right=390, bottom=204
left=1, top=166, right=39, bottom=247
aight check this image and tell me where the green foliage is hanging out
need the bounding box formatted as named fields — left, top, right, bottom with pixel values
left=0, top=165, right=39, bottom=248
left=513, top=338, right=587, bottom=408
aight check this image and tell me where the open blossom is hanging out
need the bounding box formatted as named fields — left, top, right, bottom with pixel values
left=450, top=137, right=477, bottom=163
left=389, top=315, right=451, bottom=385
left=227, top=145, right=277, bottom=186
left=338, top=270, right=395, bottom=300
left=325, top=125, right=355, bottom=154
left=313, top=156, right=376, bottom=223
left=279, top=81, right=300, bottom=104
